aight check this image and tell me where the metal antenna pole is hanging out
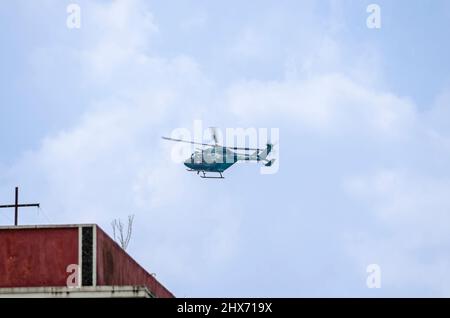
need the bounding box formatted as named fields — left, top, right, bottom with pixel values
left=15, top=187, right=18, bottom=226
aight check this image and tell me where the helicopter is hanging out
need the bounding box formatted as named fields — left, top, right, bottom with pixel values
left=162, top=129, right=275, bottom=179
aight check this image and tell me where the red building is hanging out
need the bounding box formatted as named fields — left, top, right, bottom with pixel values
left=0, top=224, right=174, bottom=298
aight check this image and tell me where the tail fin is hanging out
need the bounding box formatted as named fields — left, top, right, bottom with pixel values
left=258, top=143, right=273, bottom=160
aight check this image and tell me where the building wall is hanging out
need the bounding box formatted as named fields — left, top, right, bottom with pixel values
left=0, top=225, right=174, bottom=298
left=0, top=228, right=78, bottom=287
left=96, top=227, right=174, bottom=298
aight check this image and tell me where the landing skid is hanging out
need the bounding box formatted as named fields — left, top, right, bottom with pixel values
left=200, top=172, right=224, bottom=179
left=186, top=169, right=224, bottom=179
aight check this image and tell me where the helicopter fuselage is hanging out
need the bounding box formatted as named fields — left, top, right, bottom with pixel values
left=183, top=147, right=239, bottom=173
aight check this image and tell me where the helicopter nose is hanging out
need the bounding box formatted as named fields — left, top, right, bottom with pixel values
left=184, top=159, right=193, bottom=169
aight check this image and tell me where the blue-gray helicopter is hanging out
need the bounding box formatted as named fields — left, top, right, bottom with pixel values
left=162, top=131, right=275, bottom=179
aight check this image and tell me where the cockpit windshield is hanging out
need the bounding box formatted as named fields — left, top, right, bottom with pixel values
left=191, top=151, right=203, bottom=163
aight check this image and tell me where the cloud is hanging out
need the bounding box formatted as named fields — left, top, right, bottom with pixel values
left=225, top=50, right=450, bottom=295
left=80, top=0, right=158, bottom=82
left=344, top=170, right=450, bottom=241
left=343, top=169, right=450, bottom=296
left=228, top=73, right=417, bottom=138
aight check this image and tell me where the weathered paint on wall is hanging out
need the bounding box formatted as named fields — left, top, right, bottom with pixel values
left=96, top=227, right=174, bottom=298
left=0, top=228, right=78, bottom=288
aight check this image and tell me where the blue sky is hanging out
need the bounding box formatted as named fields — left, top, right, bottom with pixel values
left=1, top=0, right=450, bottom=297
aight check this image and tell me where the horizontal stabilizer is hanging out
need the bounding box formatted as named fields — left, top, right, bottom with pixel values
left=265, top=159, right=276, bottom=167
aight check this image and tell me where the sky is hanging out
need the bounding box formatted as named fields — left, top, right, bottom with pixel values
left=1, top=0, right=450, bottom=297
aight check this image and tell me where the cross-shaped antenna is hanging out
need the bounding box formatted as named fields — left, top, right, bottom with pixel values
left=0, top=187, right=40, bottom=226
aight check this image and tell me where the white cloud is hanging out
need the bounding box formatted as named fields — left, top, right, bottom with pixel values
left=344, top=170, right=450, bottom=240
left=343, top=170, right=450, bottom=296
left=228, top=73, right=417, bottom=138
left=226, top=50, right=450, bottom=295
left=79, top=0, right=158, bottom=82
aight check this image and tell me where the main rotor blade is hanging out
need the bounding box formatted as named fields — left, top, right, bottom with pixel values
left=161, top=136, right=217, bottom=147
left=162, top=136, right=264, bottom=151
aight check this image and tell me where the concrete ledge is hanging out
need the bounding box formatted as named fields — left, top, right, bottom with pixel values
left=0, top=224, right=96, bottom=230
left=0, top=286, right=153, bottom=298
